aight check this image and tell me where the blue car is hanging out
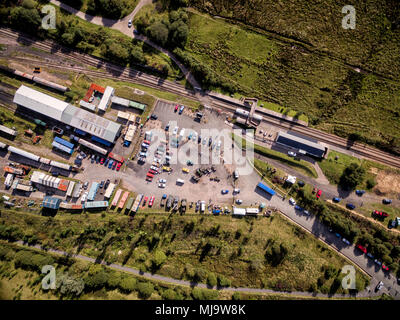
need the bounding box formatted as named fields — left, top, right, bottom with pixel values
left=294, top=205, right=303, bottom=211
left=221, top=190, right=229, bottom=195
left=108, top=160, right=114, bottom=169
left=162, top=194, right=167, bottom=199
left=104, top=158, right=109, bottom=166
left=333, top=197, right=341, bottom=203
left=346, top=203, right=356, bottom=210
left=188, top=133, right=193, bottom=140
left=96, top=155, right=100, bottom=163
left=355, top=190, right=365, bottom=196
left=335, top=233, right=341, bottom=239
left=179, top=105, right=185, bottom=114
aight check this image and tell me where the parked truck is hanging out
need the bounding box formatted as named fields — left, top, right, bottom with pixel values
left=200, top=200, right=206, bottom=213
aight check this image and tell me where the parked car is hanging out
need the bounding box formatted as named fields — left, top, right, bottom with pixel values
left=355, top=190, right=366, bottom=196
left=83, top=181, right=89, bottom=190
left=96, top=155, right=100, bottom=163
left=346, top=203, right=356, bottom=210
left=116, top=162, right=122, bottom=171
left=316, top=189, right=322, bottom=199
left=374, top=259, right=382, bottom=266
left=333, top=197, right=341, bottom=203
left=148, top=196, right=155, bottom=207
left=366, top=252, right=374, bottom=259
left=294, top=205, right=303, bottom=211
left=91, top=155, right=95, bottom=163
left=289, top=198, right=296, bottom=205
left=142, top=196, right=148, bottom=206
left=108, top=160, right=114, bottom=168
left=303, top=210, right=310, bottom=216
left=99, top=181, right=104, bottom=189
left=159, top=179, right=167, bottom=184
left=104, top=158, right=109, bottom=166
left=375, top=281, right=384, bottom=291
left=288, top=151, right=297, bottom=157
left=104, top=179, right=110, bottom=190
left=342, top=238, right=351, bottom=245
left=236, top=199, right=243, bottom=204
left=165, top=124, right=170, bottom=131
left=179, top=105, right=185, bottom=114
left=233, top=188, right=240, bottom=194
left=221, top=189, right=229, bottom=195
left=356, top=244, right=367, bottom=254
left=182, top=168, right=189, bottom=173
left=373, top=210, right=389, bottom=218
left=382, top=264, right=389, bottom=272
left=382, top=198, right=392, bottom=204
left=112, top=161, right=117, bottom=170
left=158, top=183, right=166, bottom=188
left=128, top=19, right=132, bottom=27
left=335, top=233, right=341, bottom=239
left=174, top=104, right=179, bottom=112
left=187, top=160, right=193, bottom=166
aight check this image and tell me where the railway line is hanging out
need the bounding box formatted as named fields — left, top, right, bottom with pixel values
left=1, top=28, right=400, bottom=169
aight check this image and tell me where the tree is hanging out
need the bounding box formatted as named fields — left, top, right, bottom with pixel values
left=137, top=281, right=154, bottom=299
left=339, top=163, right=366, bottom=190
left=265, top=242, right=289, bottom=266
left=107, top=272, right=122, bottom=289
left=152, top=250, right=167, bottom=269
left=119, top=277, right=137, bottom=293
left=56, top=274, right=85, bottom=297
left=169, top=20, right=188, bottom=47
left=10, top=7, right=41, bottom=31
left=161, top=289, right=177, bottom=300
left=84, top=271, right=109, bottom=290
left=147, top=21, right=169, bottom=46
left=191, top=288, right=218, bottom=300
left=22, top=0, right=37, bottom=9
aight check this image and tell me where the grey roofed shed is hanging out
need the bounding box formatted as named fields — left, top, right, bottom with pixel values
left=276, top=131, right=326, bottom=158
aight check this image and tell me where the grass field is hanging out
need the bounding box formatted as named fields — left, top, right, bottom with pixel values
left=0, top=208, right=369, bottom=294
left=182, top=3, right=400, bottom=154
left=318, top=150, right=400, bottom=191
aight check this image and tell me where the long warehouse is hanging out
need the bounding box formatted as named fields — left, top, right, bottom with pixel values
left=275, top=131, right=327, bottom=158
left=13, top=85, right=122, bottom=144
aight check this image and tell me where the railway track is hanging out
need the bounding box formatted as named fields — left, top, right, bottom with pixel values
left=1, top=28, right=400, bottom=169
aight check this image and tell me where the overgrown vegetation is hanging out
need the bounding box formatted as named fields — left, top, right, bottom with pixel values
left=0, top=208, right=369, bottom=293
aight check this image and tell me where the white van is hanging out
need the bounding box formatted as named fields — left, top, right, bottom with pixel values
left=176, top=179, right=185, bottom=185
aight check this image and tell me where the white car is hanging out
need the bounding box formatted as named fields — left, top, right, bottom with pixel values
left=289, top=198, right=296, bottom=205
left=233, top=188, right=240, bottom=194
left=128, top=19, right=132, bottom=28
left=342, top=238, right=351, bottom=245
left=150, top=166, right=159, bottom=171
left=192, top=132, right=197, bottom=142
left=303, top=210, right=310, bottom=216
left=288, top=151, right=297, bottom=157
left=173, top=126, right=179, bottom=135
left=376, top=281, right=384, bottom=291
left=81, top=191, right=88, bottom=203
left=158, top=179, right=167, bottom=183
left=236, top=199, right=243, bottom=204
left=158, top=183, right=166, bottom=188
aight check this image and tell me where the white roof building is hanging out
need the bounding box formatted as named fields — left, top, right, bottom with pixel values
left=232, top=207, right=246, bottom=216
left=13, top=85, right=68, bottom=121
left=286, top=175, right=297, bottom=184
left=98, top=86, right=114, bottom=112
left=14, top=85, right=121, bottom=143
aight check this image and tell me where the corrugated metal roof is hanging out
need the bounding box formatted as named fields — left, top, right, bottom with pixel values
left=84, top=201, right=109, bottom=209
left=98, top=86, right=114, bottom=111
left=276, top=131, right=325, bottom=157
left=13, top=85, right=68, bottom=121
left=42, top=196, right=61, bottom=209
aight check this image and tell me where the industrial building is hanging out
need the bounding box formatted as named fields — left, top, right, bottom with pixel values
left=87, top=182, right=99, bottom=201
left=13, top=85, right=122, bottom=144
left=30, top=171, right=70, bottom=192
left=275, top=131, right=327, bottom=158
left=112, top=96, right=146, bottom=112
left=42, top=196, right=62, bottom=210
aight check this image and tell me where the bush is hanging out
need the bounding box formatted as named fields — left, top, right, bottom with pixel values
left=137, top=281, right=154, bottom=299
left=161, top=289, right=177, bottom=300
left=366, top=178, right=376, bottom=189
left=56, top=274, right=85, bottom=297
left=207, top=273, right=217, bottom=287
left=119, top=277, right=137, bottom=293
left=152, top=250, right=167, bottom=269
left=217, top=274, right=231, bottom=287
left=339, top=163, right=366, bottom=190
left=191, top=287, right=219, bottom=300
left=84, top=271, right=109, bottom=290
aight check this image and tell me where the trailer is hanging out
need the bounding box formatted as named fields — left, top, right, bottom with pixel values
left=71, top=136, right=108, bottom=155
left=0, top=124, right=17, bottom=137
left=111, top=189, right=123, bottom=207
left=50, top=160, right=72, bottom=171
left=131, top=194, right=144, bottom=214
left=108, top=152, right=124, bottom=164
left=118, top=191, right=130, bottom=209
left=256, top=182, right=276, bottom=196
left=54, top=136, right=74, bottom=150
left=125, top=197, right=135, bottom=211
left=8, top=146, right=40, bottom=162
left=104, top=183, right=116, bottom=199
left=52, top=141, right=73, bottom=155
left=91, top=135, right=112, bottom=147
left=4, top=173, right=14, bottom=189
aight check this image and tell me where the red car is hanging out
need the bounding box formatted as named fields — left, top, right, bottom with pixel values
left=112, top=161, right=117, bottom=170
left=356, top=244, right=367, bottom=254
left=116, top=162, right=122, bottom=171
left=149, top=169, right=157, bottom=175
left=148, top=196, right=155, bottom=207
left=382, top=264, right=389, bottom=272
left=373, top=210, right=389, bottom=218
left=316, top=189, right=322, bottom=199
left=142, top=196, right=148, bottom=206
left=174, top=104, right=179, bottom=112
left=100, top=158, right=105, bottom=165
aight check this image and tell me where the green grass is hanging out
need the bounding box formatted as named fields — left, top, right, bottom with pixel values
left=0, top=209, right=369, bottom=293
left=357, top=203, right=400, bottom=229
left=233, top=133, right=318, bottom=178
left=182, top=4, right=400, bottom=154
left=318, top=150, right=400, bottom=189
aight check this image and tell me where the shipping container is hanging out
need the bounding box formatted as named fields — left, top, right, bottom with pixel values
left=54, top=136, right=74, bottom=149
left=118, top=191, right=130, bottom=209
left=8, top=146, right=40, bottom=162
left=50, top=160, right=71, bottom=171
left=111, top=189, right=122, bottom=207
